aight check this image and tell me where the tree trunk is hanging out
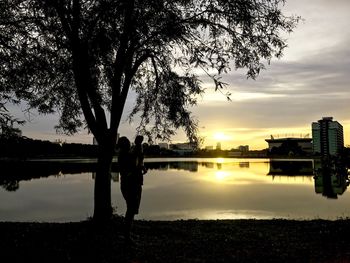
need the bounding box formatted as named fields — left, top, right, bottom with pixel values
left=93, top=141, right=114, bottom=222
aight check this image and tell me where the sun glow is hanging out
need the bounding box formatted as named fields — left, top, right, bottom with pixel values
left=213, top=132, right=231, bottom=141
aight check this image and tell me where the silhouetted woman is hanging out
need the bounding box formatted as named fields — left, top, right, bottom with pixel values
left=117, top=136, right=143, bottom=243
left=132, top=135, right=148, bottom=182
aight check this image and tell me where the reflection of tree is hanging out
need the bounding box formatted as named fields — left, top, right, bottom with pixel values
left=0, top=160, right=98, bottom=192
left=0, top=179, right=19, bottom=191
left=145, top=161, right=236, bottom=172
left=145, top=162, right=200, bottom=172
left=169, top=162, right=198, bottom=172
left=146, top=161, right=253, bottom=172
left=145, top=162, right=169, bottom=171
left=202, top=163, right=214, bottom=169
left=1, top=160, right=203, bottom=191
left=1, top=160, right=256, bottom=191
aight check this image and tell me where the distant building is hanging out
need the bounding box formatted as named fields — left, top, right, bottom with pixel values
left=238, top=145, right=249, bottom=152
left=227, top=145, right=249, bottom=157
left=93, top=133, right=119, bottom=146
left=205, top=146, right=214, bottom=150
left=265, top=136, right=312, bottom=155
left=158, top=143, right=169, bottom=149
left=312, top=117, right=344, bottom=157
left=170, top=142, right=195, bottom=155
left=170, top=142, right=193, bottom=150
left=228, top=151, right=242, bottom=157
left=54, top=139, right=65, bottom=146
left=216, top=142, right=221, bottom=150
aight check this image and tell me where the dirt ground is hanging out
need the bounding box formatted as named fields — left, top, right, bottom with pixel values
left=1, top=217, right=350, bottom=263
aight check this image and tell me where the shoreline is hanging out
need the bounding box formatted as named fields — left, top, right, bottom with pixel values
left=1, top=218, right=350, bottom=262
left=0, top=155, right=318, bottom=163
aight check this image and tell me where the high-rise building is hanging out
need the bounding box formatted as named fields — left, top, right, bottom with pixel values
left=312, top=117, right=344, bottom=156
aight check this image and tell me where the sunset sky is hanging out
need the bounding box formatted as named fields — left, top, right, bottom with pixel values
left=15, top=0, right=350, bottom=150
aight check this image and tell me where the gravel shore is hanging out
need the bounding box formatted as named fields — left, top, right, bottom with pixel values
left=1, top=217, right=350, bottom=263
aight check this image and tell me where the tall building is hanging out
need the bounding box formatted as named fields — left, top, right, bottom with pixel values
left=312, top=117, right=344, bottom=157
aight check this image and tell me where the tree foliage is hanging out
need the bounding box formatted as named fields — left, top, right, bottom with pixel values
left=0, top=102, right=23, bottom=138
left=0, top=0, right=299, bottom=146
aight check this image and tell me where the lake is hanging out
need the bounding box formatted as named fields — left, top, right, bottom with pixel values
left=0, top=158, right=349, bottom=222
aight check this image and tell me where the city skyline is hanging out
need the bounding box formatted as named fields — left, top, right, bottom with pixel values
left=9, top=0, right=350, bottom=150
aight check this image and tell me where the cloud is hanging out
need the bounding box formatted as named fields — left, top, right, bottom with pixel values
left=188, top=0, right=350, bottom=149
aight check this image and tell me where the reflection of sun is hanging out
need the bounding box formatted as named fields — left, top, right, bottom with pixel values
left=215, top=171, right=230, bottom=181
left=216, top=157, right=225, bottom=163
left=213, top=132, right=230, bottom=141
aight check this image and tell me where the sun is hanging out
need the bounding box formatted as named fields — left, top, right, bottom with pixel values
left=213, top=132, right=230, bottom=141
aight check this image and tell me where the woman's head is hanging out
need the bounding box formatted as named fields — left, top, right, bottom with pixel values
left=118, top=136, right=130, bottom=151
left=135, top=135, right=144, bottom=145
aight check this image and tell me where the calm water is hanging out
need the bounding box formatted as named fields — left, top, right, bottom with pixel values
left=0, top=158, right=349, bottom=222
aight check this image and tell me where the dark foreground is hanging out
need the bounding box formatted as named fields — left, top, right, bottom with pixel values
left=1, top=217, right=350, bottom=263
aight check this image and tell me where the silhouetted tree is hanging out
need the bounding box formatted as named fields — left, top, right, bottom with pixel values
left=0, top=0, right=299, bottom=220
left=0, top=179, right=20, bottom=192
left=0, top=103, right=23, bottom=139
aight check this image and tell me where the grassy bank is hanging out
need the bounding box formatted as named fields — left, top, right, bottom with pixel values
left=1, top=217, right=350, bottom=262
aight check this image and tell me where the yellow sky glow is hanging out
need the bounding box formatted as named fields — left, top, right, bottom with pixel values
left=199, top=123, right=350, bottom=150
left=213, top=132, right=231, bottom=141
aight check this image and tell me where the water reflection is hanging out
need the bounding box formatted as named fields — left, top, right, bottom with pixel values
left=0, top=158, right=350, bottom=222
left=0, top=160, right=97, bottom=192
left=313, top=160, right=349, bottom=199
left=146, top=160, right=251, bottom=173
left=268, top=160, right=313, bottom=176
left=239, top=162, right=250, bottom=168
left=0, top=159, right=239, bottom=192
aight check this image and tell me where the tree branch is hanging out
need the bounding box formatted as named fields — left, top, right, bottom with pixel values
left=110, top=0, right=135, bottom=133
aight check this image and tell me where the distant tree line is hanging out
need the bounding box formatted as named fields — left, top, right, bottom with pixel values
left=0, top=136, right=98, bottom=159
left=0, top=134, right=271, bottom=159
left=0, top=135, right=183, bottom=159
left=142, top=144, right=179, bottom=157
